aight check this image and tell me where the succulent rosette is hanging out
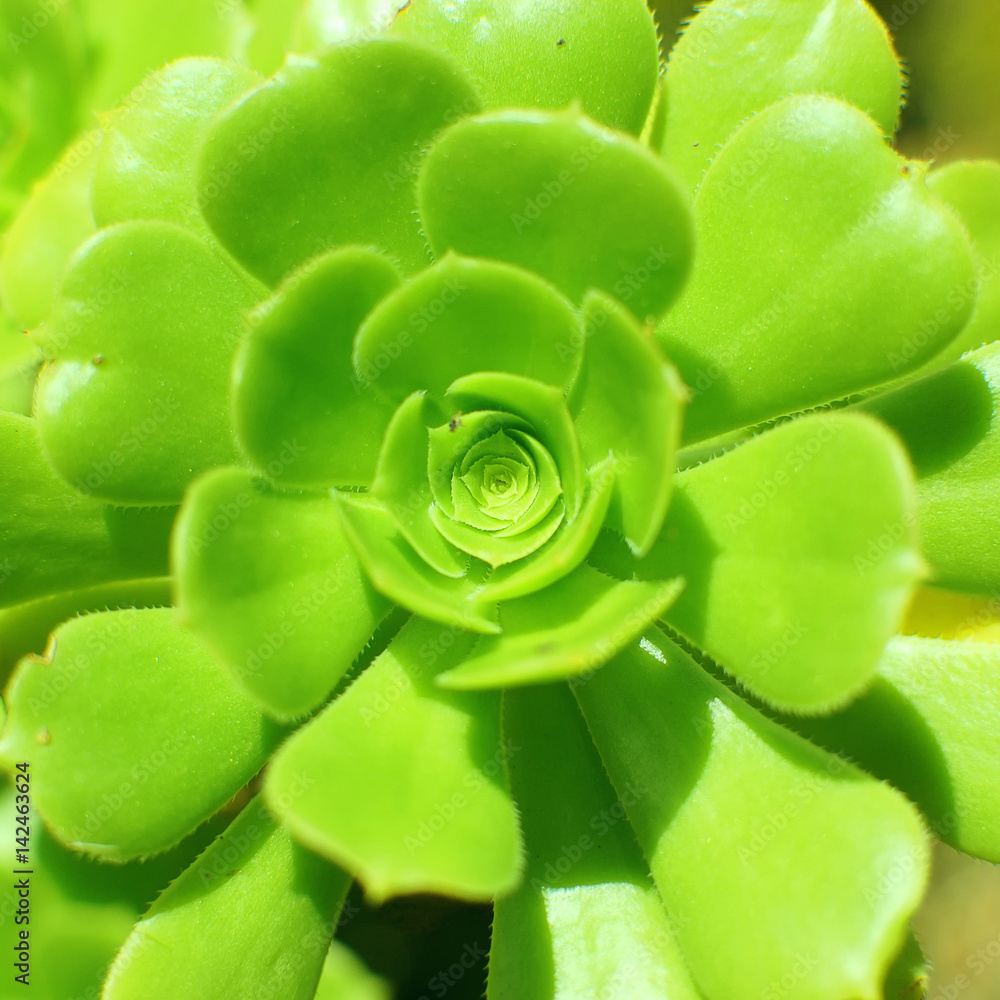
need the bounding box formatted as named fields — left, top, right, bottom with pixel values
left=1, top=1, right=1000, bottom=999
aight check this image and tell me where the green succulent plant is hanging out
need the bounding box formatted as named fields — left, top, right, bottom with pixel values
left=1, top=1, right=1000, bottom=998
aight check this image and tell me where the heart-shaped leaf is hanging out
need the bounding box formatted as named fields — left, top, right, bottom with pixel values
left=925, top=160, right=1000, bottom=366
left=103, top=797, right=350, bottom=1000
left=661, top=0, right=903, bottom=191
left=265, top=616, right=523, bottom=902
left=354, top=255, right=582, bottom=406
left=490, top=683, right=702, bottom=1000
left=861, top=342, right=1000, bottom=595
left=197, top=39, right=480, bottom=285
left=0, top=412, right=173, bottom=609
left=592, top=413, right=924, bottom=713
left=174, top=467, right=392, bottom=720
left=233, top=247, right=402, bottom=489
left=92, top=58, right=261, bottom=235
left=784, top=635, right=1000, bottom=863
left=0, top=608, right=284, bottom=860
left=417, top=109, right=693, bottom=322
left=34, top=220, right=264, bottom=505
left=0, top=131, right=97, bottom=330
left=656, top=95, right=976, bottom=444
left=571, top=292, right=685, bottom=555
left=575, top=627, right=929, bottom=1000
left=437, top=566, right=684, bottom=690
left=391, top=0, right=659, bottom=136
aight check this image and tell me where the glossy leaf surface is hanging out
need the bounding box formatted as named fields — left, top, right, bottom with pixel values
left=92, top=58, right=261, bottom=235
left=438, top=567, right=683, bottom=690
left=392, top=0, right=659, bottom=135
left=657, top=96, right=976, bottom=443
left=174, top=467, right=391, bottom=720
left=786, top=636, right=1000, bottom=863
left=861, top=342, right=1000, bottom=594
left=593, top=414, right=923, bottom=712
left=198, top=39, right=480, bottom=284
left=489, top=683, right=700, bottom=1000
left=0, top=608, right=282, bottom=860
left=34, top=221, right=263, bottom=505
left=0, top=413, right=173, bottom=609
left=104, top=797, right=349, bottom=1000
left=265, top=617, right=523, bottom=902
left=354, top=255, right=581, bottom=405
left=662, top=0, right=902, bottom=191
left=233, top=247, right=402, bottom=489
left=571, top=292, right=685, bottom=555
left=576, top=628, right=929, bottom=1000
left=418, top=110, right=693, bottom=321
left=925, top=160, right=1000, bottom=366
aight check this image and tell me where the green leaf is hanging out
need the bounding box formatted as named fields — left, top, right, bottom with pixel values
left=369, top=392, right=467, bottom=577
left=572, top=292, right=685, bottom=555
left=234, top=247, right=402, bottom=489
left=489, top=683, right=702, bottom=1000
left=417, top=109, right=693, bottom=321
left=0, top=131, right=97, bottom=330
left=656, top=95, right=977, bottom=444
left=174, top=467, right=391, bottom=720
left=103, top=797, right=349, bottom=1000
left=592, top=413, right=924, bottom=713
left=293, top=0, right=401, bottom=50
left=662, top=0, right=903, bottom=192
left=0, top=412, right=173, bottom=609
left=437, top=566, right=683, bottom=690
left=197, top=39, right=481, bottom=285
left=79, top=0, right=245, bottom=115
left=92, top=58, right=261, bottom=235
left=784, top=636, right=1000, bottom=864
left=265, top=616, right=523, bottom=902
left=0, top=608, right=283, bottom=860
left=860, top=343, right=1000, bottom=595
left=575, top=627, right=929, bottom=1000
left=334, top=492, right=499, bottom=634
left=354, top=255, right=582, bottom=406
left=0, top=0, right=86, bottom=209
left=0, top=577, right=171, bottom=682
left=313, top=941, right=392, bottom=1000
left=391, top=0, right=659, bottom=136
left=34, top=220, right=264, bottom=505
left=924, top=160, right=1000, bottom=366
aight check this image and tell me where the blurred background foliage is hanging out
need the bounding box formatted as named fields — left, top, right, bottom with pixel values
left=1, top=1, right=999, bottom=998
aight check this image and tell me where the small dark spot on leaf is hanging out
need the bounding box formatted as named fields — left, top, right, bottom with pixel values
left=92, top=354, right=104, bottom=366
left=692, top=142, right=700, bottom=147
left=449, top=411, right=464, bottom=432
left=900, top=163, right=911, bottom=177
left=556, top=38, right=565, bottom=46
